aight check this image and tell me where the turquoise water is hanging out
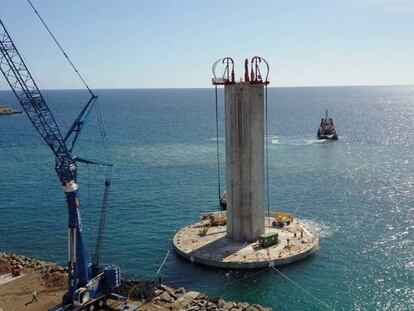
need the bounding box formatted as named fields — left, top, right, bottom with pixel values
left=0, top=87, right=413, bottom=310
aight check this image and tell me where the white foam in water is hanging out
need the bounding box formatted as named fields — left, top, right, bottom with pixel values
left=266, top=135, right=279, bottom=145
left=268, top=135, right=323, bottom=146
left=299, top=218, right=339, bottom=238
left=209, top=137, right=225, bottom=142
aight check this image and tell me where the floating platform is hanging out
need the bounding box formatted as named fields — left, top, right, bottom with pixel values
left=173, top=218, right=319, bottom=269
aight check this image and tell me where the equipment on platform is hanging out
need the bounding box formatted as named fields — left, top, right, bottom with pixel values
left=268, top=211, right=294, bottom=228
left=198, top=211, right=227, bottom=236
left=259, top=232, right=279, bottom=248
left=0, top=13, right=126, bottom=311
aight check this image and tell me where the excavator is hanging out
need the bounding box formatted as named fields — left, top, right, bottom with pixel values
left=198, top=211, right=227, bottom=236
left=0, top=15, right=133, bottom=311
left=268, top=211, right=294, bottom=228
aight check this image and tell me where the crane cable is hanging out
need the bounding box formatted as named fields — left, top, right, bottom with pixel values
left=26, top=0, right=94, bottom=97
left=27, top=0, right=112, bottom=172
left=95, top=102, right=112, bottom=179
left=27, top=0, right=113, bottom=264
left=86, top=164, right=93, bottom=251
left=214, top=85, right=221, bottom=208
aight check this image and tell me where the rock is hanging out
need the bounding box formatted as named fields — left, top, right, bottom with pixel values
left=172, top=296, right=191, bottom=308
left=175, top=287, right=186, bottom=296
left=197, top=299, right=207, bottom=308
left=160, top=284, right=177, bottom=299
left=218, top=299, right=226, bottom=308
left=238, top=302, right=249, bottom=310
left=223, top=301, right=234, bottom=310
left=159, top=291, right=175, bottom=303
left=247, top=305, right=262, bottom=311
left=206, top=301, right=218, bottom=310
left=184, top=291, right=201, bottom=300
left=154, top=289, right=164, bottom=296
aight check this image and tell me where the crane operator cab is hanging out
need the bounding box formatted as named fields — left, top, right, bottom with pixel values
left=73, top=287, right=90, bottom=307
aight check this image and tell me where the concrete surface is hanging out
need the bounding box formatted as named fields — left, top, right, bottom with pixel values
left=173, top=218, right=319, bottom=269
left=225, top=83, right=265, bottom=242
left=0, top=273, right=23, bottom=286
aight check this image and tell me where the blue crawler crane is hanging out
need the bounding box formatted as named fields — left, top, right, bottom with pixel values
left=0, top=19, right=130, bottom=311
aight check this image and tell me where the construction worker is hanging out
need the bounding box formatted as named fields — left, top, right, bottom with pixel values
left=31, top=290, right=38, bottom=303
left=219, top=191, right=227, bottom=210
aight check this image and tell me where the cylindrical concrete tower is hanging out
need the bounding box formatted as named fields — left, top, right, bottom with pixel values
left=225, top=83, right=265, bottom=242
left=173, top=57, right=319, bottom=269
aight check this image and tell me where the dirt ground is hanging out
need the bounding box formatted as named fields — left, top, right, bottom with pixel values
left=0, top=254, right=271, bottom=311
left=0, top=269, right=175, bottom=311
left=0, top=270, right=66, bottom=311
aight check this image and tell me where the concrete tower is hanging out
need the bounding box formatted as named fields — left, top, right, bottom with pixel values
left=225, top=83, right=265, bottom=242
left=173, top=57, right=319, bottom=269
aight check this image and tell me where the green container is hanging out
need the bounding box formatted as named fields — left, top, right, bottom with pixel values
left=259, top=232, right=279, bottom=248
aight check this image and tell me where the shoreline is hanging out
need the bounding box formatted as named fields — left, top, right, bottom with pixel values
left=0, top=252, right=272, bottom=311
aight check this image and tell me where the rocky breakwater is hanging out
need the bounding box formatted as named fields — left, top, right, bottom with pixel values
left=121, top=281, right=272, bottom=311
left=0, top=252, right=272, bottom=311
left=0, top=252, right=66, bottom=274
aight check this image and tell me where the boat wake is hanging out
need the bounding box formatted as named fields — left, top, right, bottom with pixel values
left=267, top=135, right=330, bottom=146
left=299, top=219, right=339, bottom=238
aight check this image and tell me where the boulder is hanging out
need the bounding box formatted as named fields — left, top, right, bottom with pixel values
left=159, top=291, right=175, bottom=303
left=184, top=291, right=201, bottom=300
left=175, top=287, right=186, bottom=296
left=223, top=301, right=234, bottom=310
left=238, top=302, right=249, bottom=310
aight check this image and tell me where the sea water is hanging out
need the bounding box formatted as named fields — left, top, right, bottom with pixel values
left=0, top=86, right=413, bottom=310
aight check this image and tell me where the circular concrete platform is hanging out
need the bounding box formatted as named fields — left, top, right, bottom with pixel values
left=173, top=218, right=319, bottom=269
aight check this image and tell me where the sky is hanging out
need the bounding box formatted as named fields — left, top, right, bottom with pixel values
left=1, top=0, right=414, bottom=89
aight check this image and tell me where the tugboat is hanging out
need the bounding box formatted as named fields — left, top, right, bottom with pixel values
left=0, top=104, right=23, bottom=115
left=317, top=109, right=338, bottom=140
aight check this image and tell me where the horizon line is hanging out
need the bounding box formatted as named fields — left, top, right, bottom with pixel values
left=0, top=84, right=414, bottom=92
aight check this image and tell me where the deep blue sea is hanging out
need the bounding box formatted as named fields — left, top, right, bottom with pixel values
left=0, top=87, right=413, bottom=310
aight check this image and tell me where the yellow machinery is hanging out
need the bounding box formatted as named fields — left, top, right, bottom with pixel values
left=198, top=212, right=227, bottom=236
left=268, top=211, right=294, bottom=228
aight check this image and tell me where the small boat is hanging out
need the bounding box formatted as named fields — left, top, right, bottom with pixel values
left=317, top=109, right=338, bottom=140
left=0, top=104, right=23, bottom=115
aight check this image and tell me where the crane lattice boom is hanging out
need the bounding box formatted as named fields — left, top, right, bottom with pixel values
left=0, top=19, right=76, bottom=184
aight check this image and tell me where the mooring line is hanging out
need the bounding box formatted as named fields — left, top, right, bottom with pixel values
left=223, top=268, right=268, bottom=287
left=151, top=248, right=171, bottom=282
left=211, top=267, right=269, bottom=298
left=271, top=266, right=335, bottom=311
left=127, top=248, right=171, bottom=301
